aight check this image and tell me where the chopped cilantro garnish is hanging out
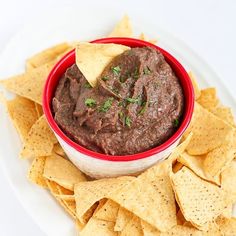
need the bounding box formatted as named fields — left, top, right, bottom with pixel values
left=125, top=97, right=141, bottom=104
left=118, top=111, right=124, bottom=119
left=84, top=82, right=92, bottom=89
left=125, top=116, right=132, bottom=127
left=112, top=66, right=121, bottom=76
left=85, top=98, right=96, bottom=107
left=139, top=102, right=147, bottom=115
left=99, top=97, right=114, bottom=112
left=119, top=76, right=125, bottom=83
left=143, top=67, right=151, bottom=75
left=102, top=76, right=109, bottom=81
left=173, top=118, right=179, bottom=127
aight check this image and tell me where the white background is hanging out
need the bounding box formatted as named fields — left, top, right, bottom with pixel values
left=0, top=0, right=235, bottom=235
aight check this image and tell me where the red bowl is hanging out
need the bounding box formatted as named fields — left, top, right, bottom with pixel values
left=43, top=37, right=194, bottom=162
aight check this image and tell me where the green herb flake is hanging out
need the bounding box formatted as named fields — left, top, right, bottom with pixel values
left=134, top=67, right=139, bottom=80
left=139, top=102, right=147, bottom=115
left=125, top=97, right=139, bottom=104
left=118, top=111, right=124, bottom=119
left=85, top=98, right=96, bottom=107
left=84, top=82, right=92, bottom=89
left=102, top=76, right=109, bottom=81
left=143, top=67, right=152, bottom=75
left=173, top=118, right=179, bottom=127
left=99, top=97, right=114, bottom=112
left=125, top=116, right=132, bottom=127
left=112, top=66, right=121, bottom=76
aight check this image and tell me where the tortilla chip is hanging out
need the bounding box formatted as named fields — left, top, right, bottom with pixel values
left=216, top=217, right=236, bottom=235
left=26, top=42, right=70, bottom=70
left=43, top=154, right=87, bottom=190
left=221, top=204, right=233, bottom=218
left=28, top=156, right=47, bottom=187
left=111, top=170, right=177, bottom=232
left=203, top=221, right=222, bottom=236
left=75, top=42, right=130, bottom=87
left=75, top=219, right=84, bottom=233
left=203, top=141, right=236, bottom=178
left=161, top=225, right=202, bottom=236
left=177, top=152, right=220, bottom=185
left=34, top=103, right=43, bottom=118
left=0, top=63, right=53, bottom=104
left=108, top=15, right=133, bottom=37
left=74, top=176, right=134, bottom=223
left=171, top=167, right=229, bottom=230
left=139, top=33, right=157, bottom=44
left=121, top=215, right=143, bottom=236
left=80, top=217, right=117, bottom=236
left=210, top=106, right=235, bottom=127
left=185, top=103, right=233, bottom=155
left=6, top=96, right=38, bottom=143
left=176, top=209, right=186, bottom=225
left=221, top=161, right=236, bottom=201
left=114, top=207, right=133, bottom=232
left=52, top=143, right=67, bottom=158
left=197, top=87, right=219, bottom=110
left=172, top=162, right=183, bottom=174
left=188, top=72, right=201, bottom=100
left=93, top=199, right=119, bottom=222
left=141, top=220, right=161, bottom=236
left=20, top=115, right=57, bottom=158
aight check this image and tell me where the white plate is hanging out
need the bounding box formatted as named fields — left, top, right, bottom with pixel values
left=0, top=4, right=235, bottom=236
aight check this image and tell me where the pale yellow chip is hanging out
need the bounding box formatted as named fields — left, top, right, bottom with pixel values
left=93, top=199, right=119, bottom=222
left=203, top=139, right=236, bottom=178
left=80, top=217, right=117, bottom=236
left=203, top=221, right=222, bottom=236
left=197, top=87, right=219, bottom=110
left=43, top=154, right=87, bottom=191
left=221, top=161, right=236, bottom=201
left=52, top=143, right=67, bottom=158
left=26, top=42, right=70, bottom=70
left=216, top=217, right=236, bottom=235
left=6, top=96, right=38, bottom=143
left=28, top=156, right=47, bottom=187
left=177, top=152, right=220, bottom=185
left=74, top=176, right=134, bottom=223
left=111, top=168, right=177, bottom=232
left=108, top=15, right=133, bottom=37
left=185, top=103, right=233, bottom=155
left=160, top=225, right=202, bottom=236
left=141, top=220, right=161, bottom=236
left=34, top=102, right=43, bottom=118
left=210, top=106, right=235, bottom=127
left=0, top=63, right=53, bottom=104
left=121, top=215, right=143, bottom=236
left=114, top=207, right=133, bottom=232
left=75, top=42, right=130, bottom=87
left=139, top=33, right=157, bottom=44
left=20, top=115, right=57, bottom=158
left=171, top=167, right=229, bottom=230
left=188, top=72, right=201, bottom=100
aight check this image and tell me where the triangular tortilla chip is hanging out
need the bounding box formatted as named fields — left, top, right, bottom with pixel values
left=121, top=215, right=143, bottom=236
left=171, top=167, right=229, bottom=230
left=26, top=42, right=70, bottom=70
left=6, top=96, right=38, bottom=143
left=80, top=217, right=117, bottom=236
left=114, top=207, right=133, bottom=232
left=28, top=156, right=47, bottom=187
left=76, top=42, right=130, bottom=87
left=108, top=15, right=133, bottom=37
left=185, top=103, right=233, bottom=155
left=20, top=115, right=57, bottom=158
left=0, top=62, right=53, bottom=104
left=177, top=152, right=220, bottom=185
left=216, top=217, right=236, bottom=235
left=52, top=143, right=67, bottom=158
left=34, top=102, right=43, bottom=118
left=111, top=166, right=177, bottom=232
left=197, top=87, right=219, bottom=110
left=74, top=176, right=134, bottom=223
left=43, top=154, right=87, bottom=191
left=93, top=199, right=119, bottom=222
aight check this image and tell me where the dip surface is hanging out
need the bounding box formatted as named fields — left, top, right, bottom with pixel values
left=52, top=47, right=184, bottom=155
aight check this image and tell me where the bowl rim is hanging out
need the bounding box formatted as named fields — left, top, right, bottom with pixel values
left=43, top=37, right=194, bottom=162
